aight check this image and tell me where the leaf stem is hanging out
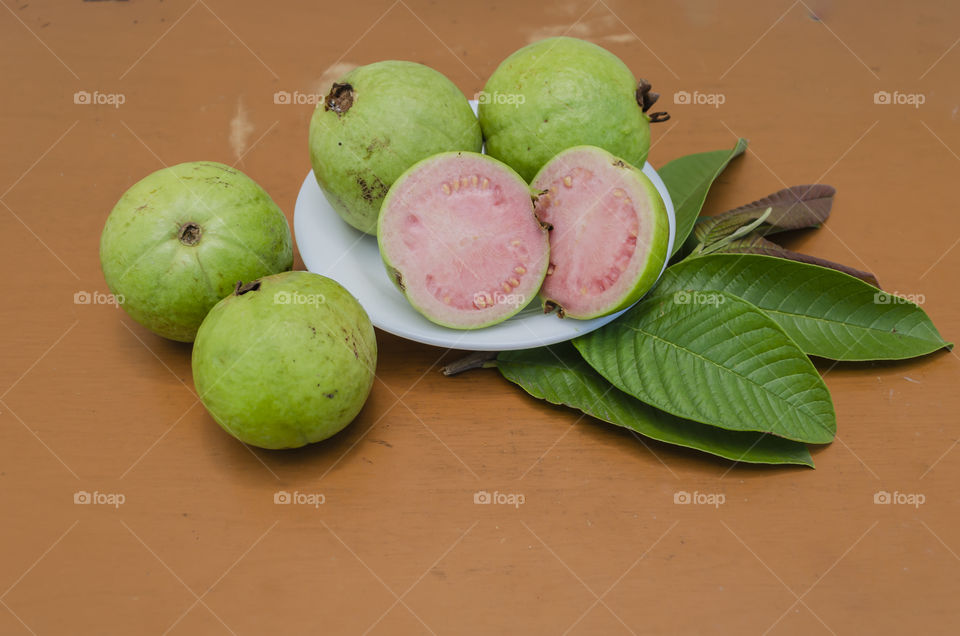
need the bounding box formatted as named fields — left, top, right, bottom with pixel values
left=441, top=351, right=499, bottom=376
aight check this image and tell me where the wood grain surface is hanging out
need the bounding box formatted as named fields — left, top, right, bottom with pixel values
left=1, top=1, right=958, bottom=634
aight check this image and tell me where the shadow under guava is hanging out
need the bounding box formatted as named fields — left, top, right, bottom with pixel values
left=196, top=393, right=383, bottom=483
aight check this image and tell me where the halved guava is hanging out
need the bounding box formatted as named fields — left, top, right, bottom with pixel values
left=531, top=145, right=669, bottom=319
left=378, top=151, right=550, bottom=329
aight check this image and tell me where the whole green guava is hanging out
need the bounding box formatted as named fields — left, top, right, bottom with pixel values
left=478, top=37, right=669, bottom=182
left=309, top=60, right=483, bottom=234
left=100, top=162, right=293, bottom=342
left=192, top=271, right=377, bottom=449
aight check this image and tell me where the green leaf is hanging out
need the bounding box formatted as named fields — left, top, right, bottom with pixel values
left=694, top=184, right=835, bottom=245
left=497, top=343, right=814, bottom=467
left=713, top=233, right=880, bottom=287
left=695, top=208, right=773, bottom=256
left=655, top=254, right=951, bottom=361
left=574, top=291, right=836, bottom=444
left=659, top=138, right=747, bottom=256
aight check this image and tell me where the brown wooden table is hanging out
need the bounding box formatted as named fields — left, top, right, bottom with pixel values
left=2, top=1, right=958, bottom=633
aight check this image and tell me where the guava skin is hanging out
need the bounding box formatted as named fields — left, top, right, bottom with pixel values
left=192, top=271, right=377, bottom=449
left=309, top=60, right=483, bottom=235
left=479, top=37, right=653, bottom=183
left=100, top=162, right=293, bottom=342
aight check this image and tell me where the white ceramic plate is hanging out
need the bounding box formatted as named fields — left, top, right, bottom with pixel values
left=293, top=106, right=675, bottom=351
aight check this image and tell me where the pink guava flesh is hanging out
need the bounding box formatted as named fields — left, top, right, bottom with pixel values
left=378, top=152, right=550, bottom=329
left=532, top=146, right=668, bottom=319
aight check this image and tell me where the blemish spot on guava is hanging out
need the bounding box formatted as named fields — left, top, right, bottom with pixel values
left=612, top=160, right=626, bottom=168
left=364, top=138, right=389, bottom=158
left=325, top=82, right=354, bottom=115
left=392, top=269, right=405, bottom=291
left=178, top=222, right=202, bottom=246
left=324, top=392, right=336, bottom=399
left=355, top=174, right=388, bottom=202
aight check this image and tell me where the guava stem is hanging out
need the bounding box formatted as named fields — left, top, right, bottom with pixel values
left=441, top=351, right=498, bottom=376
left=636, top=79, right=670, bottom=123
left=636, top=79, right=659, bottom=111
left=234, top=280, right=262, bottom=295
